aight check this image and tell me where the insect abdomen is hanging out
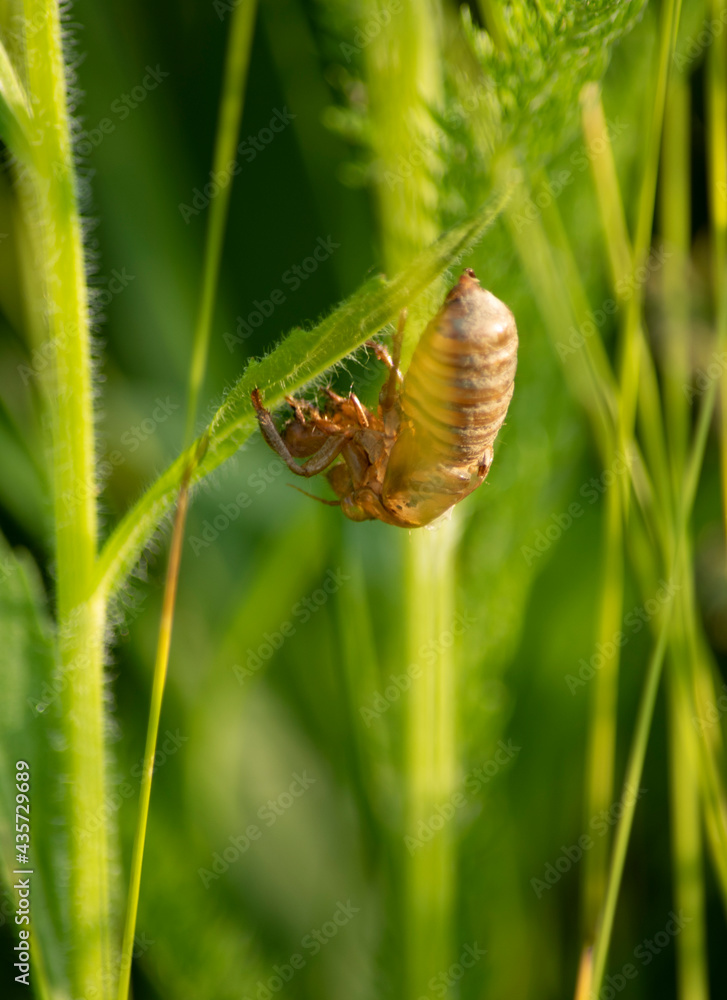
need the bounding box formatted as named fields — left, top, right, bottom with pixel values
left=382, top=270, right=518, bottom=524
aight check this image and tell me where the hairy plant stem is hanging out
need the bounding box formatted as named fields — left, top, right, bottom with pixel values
left=23, top=1, right=109, bottom=995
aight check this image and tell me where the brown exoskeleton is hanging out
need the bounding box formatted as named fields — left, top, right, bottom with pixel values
left=251, top=269, right=518, bottom=527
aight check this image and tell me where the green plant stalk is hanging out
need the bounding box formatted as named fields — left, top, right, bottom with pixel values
left=23, top=2, right=110, bottom=995
left=659, top=61, right=710, bottom=1000
left=660, top=70, right=691, bottom=488
left=117, top=4, right=256, bottom=991
left=668, top=655, right=709, bottom=1000
left=579, top=84, right=632, bottom=294
left=404, top=519, right=457, bottom=999
left=581, top=483, right=622, bottom=934
left=185, top=0, right=258, bottom=443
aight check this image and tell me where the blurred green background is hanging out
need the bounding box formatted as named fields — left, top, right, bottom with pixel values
left=1, top=1, right=727, bottom=998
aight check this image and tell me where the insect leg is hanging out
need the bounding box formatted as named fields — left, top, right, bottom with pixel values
left=365, top=340, right=395, bottom=369
left=379, top=308, right=407, bottom=414
left=478, top=446, right=494, bottom=477
left=251, top=388, right=348, bottom=476
left=348, top=392, right=369, bottom=427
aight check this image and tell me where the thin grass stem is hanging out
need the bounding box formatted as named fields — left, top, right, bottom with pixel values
left=116, top=5, right=257, bottom=994
left=185, top=0, right=258, bottom=443
left=115, top=468, right=192, bottom=1000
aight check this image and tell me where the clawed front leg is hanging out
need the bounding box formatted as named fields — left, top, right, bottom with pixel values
left=376, top=308, right=406, bottom=415
left=251, top=388, right=347, bottom=477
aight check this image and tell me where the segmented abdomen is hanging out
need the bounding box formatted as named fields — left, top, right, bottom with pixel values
left=400, top=270, right=517, bottom=459
left=382, top=270, right=518, bottom=525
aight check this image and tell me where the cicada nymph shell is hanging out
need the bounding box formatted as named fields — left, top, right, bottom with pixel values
left=251, top=269, right=518, bottom=527
left=382, top=269, right=518, bottom=525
